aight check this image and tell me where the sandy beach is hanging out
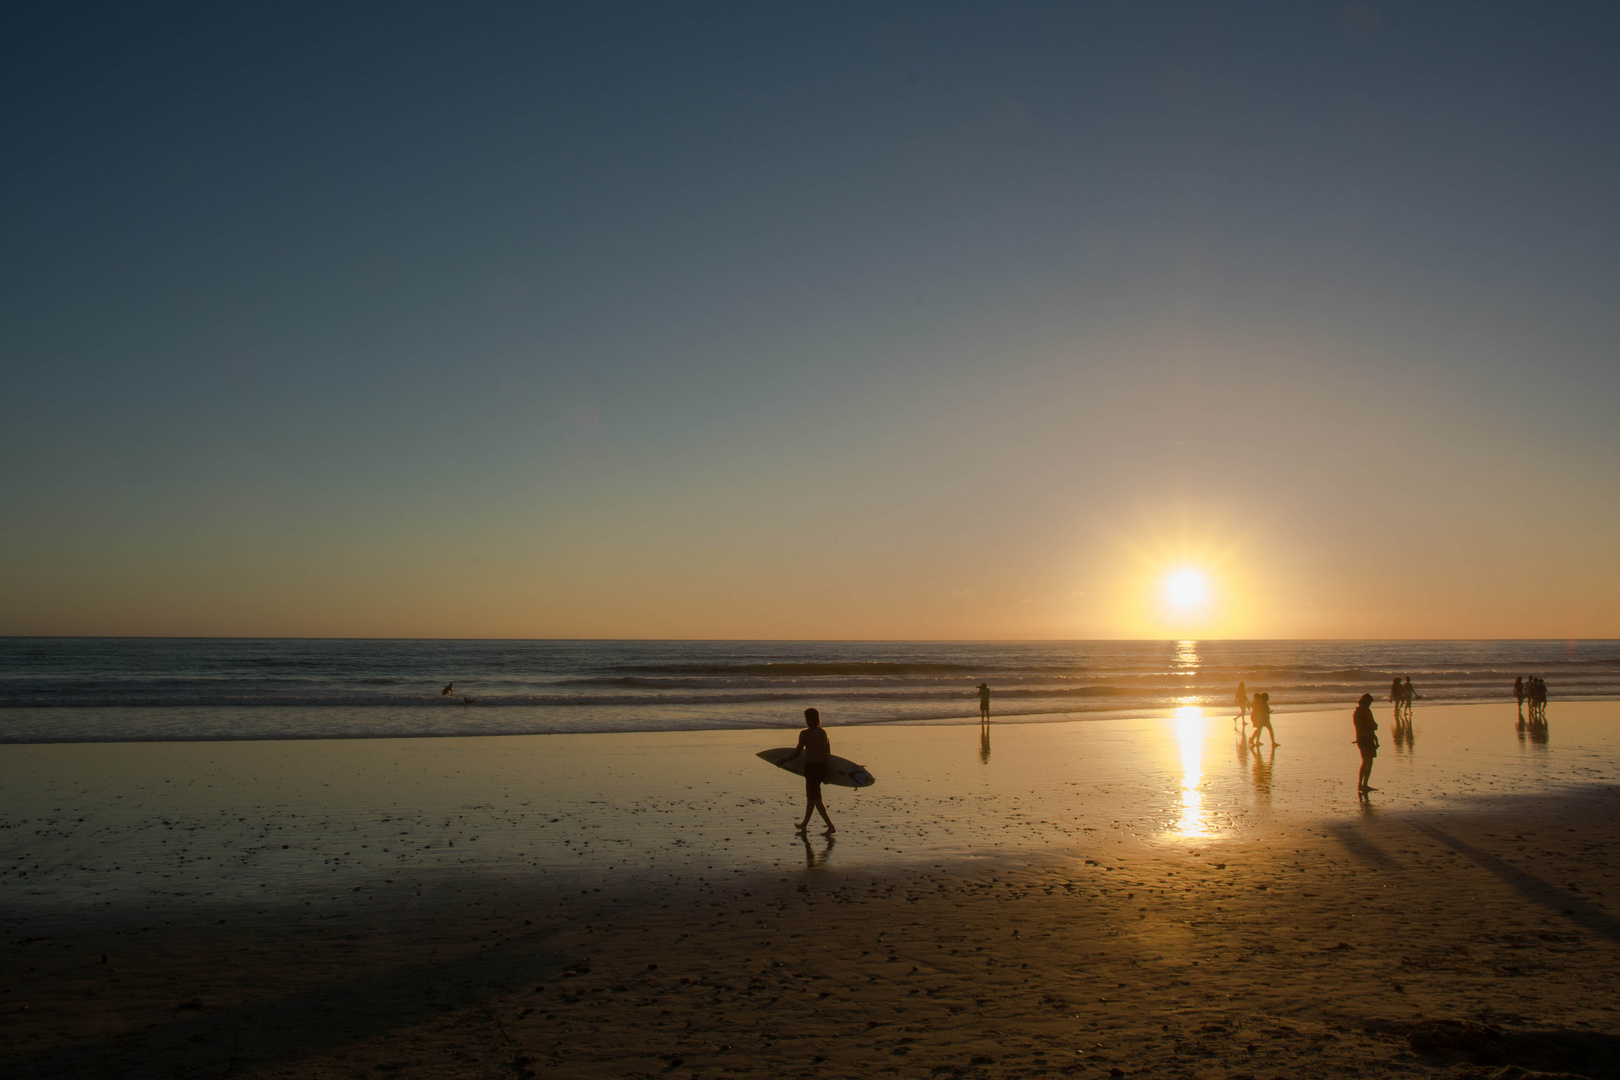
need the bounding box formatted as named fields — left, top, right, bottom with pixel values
left=6, top=703, right=1620, bottom=1078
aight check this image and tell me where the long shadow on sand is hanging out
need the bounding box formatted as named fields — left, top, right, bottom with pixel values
left=1400, top=784, right=1620, bottom=947
left=1323, top=821, right=1402, bottom=868
left=1408, top=819, right=1620, bottom=946
left=6, top=919, right=576, bottom=1080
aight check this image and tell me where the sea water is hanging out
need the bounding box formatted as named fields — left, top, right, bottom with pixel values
left=0, top=639, right=1614, bottom=743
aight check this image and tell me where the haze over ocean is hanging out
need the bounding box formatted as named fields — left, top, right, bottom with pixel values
left=1, top=638, right=1612, bottom=742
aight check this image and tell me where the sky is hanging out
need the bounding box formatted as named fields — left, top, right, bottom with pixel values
left=3, top=1, right=1618, bottom=640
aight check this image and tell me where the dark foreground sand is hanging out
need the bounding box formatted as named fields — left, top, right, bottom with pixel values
left=7, top=781, right=1620, bottom=1079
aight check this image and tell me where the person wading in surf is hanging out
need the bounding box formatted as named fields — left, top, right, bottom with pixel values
left=783, top=707, right=835, bottom=834
left=978, top=682, right=991, bottom=722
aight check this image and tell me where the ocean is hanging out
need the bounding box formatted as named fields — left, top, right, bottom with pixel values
left=0, top=638, right=1614, bottom=743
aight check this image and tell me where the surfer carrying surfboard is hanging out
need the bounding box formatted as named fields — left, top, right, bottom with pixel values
left=782, top=708, right=835, bottom=834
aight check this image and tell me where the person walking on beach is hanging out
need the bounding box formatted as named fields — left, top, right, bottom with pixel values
left=1514, top=676, right=1525, bottom=714
left=1353, top=693, right=1379, bottom=795
left=1402, top=676, right=1415, bottom=718
left=978, top=682, right=991, bottom=722
left=1233, top=681, right=1250, bottom=729
left=782, top=707, right=835, bottom=834
left=1249, top=692, right=1278, bottom=750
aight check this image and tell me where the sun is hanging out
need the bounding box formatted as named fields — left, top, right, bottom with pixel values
left=1164, top=569, right=1208, bottom=608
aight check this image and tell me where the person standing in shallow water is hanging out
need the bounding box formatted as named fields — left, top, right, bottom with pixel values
left=782, top=707, right=834, bottom=834
left=1353, top=693, right=1379, bottom=795
left=977, top=682, right=991, bottom=722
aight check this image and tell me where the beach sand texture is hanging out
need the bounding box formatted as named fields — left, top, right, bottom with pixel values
left=5, top=703, right=1620, bottom=1078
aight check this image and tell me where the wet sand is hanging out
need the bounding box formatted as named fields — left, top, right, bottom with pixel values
left=5, top=702, right=1620, bottom=1078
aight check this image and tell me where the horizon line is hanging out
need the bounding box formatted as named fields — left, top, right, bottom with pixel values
left=2, top=635, right=1614, bottom=644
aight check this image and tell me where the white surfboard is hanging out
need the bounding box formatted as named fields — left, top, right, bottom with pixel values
left=756, top=747, right=875, bottom=789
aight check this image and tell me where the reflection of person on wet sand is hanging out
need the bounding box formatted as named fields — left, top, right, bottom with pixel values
left=1251, top=744, right=1273, bottom=799
left=782, top=708, right=835, bottom=834
left=800, top=830, right=835, bottom=869
left=1353, top=693, right=1379, bottom=795
left=1233, top=681, right=1250, bottom=729
left=978, top=682, right=991, bottom=721
left=1248, top=692, right=1278, bottom=749
left=979, top=722, right=991, bottom=764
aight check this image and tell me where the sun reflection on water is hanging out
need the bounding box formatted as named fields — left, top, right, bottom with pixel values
left=1173, top=704, right=1208, bottom=837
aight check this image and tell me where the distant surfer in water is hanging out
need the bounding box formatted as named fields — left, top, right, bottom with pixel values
left=782, top=708, right=835, bottom=834
left=978, top=682, right=991, bottom=722
left=442, top=683, right=453, bottom=696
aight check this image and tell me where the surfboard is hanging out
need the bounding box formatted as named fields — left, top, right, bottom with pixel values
left=756, top=747, right=875, bottom=789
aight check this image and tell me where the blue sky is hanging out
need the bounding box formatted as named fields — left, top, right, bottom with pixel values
left=4, top=2, right=1618, bottom=637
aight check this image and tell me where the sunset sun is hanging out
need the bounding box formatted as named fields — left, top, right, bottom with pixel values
left=1165, top=569, right=1208, bottom=608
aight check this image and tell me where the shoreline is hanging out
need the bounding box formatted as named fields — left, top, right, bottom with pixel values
left=0, top=695, right=1604, bottom=746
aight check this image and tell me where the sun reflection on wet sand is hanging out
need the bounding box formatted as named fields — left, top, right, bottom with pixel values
left=1173, top=704, right=1209, bottom=837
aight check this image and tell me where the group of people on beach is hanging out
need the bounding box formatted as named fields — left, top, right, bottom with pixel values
left=1231, top=682, right=1279, bottom=749
left=1388, top=675, right=1416, bottom=720
left=1236, top=680, right=1396, bottom=798
left=1515, top=676, right=1550, bottom=722
left=781, top=669, right=1559, bottom=832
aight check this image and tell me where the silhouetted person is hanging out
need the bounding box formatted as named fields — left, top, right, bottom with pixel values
left=782, top=707, right=834, bottom=834
left=1353, top=693, right=1379, bottom=794
left=1249, top=692, right=1278, bottom=749
left=1402, top=676, right=1414, bottom=718
left=1514, top=676, right=1525, bottom=714
left=442, top=682, right=454, bottom=696
left=977, top=682, right=991, bottom=722
left=1233, top=681, right=1250, bottom=728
